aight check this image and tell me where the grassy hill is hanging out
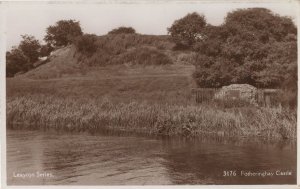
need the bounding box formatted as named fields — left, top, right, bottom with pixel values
left=9, top=34, right=197, bottom=104
left=16, top=34, right=195, bottom=79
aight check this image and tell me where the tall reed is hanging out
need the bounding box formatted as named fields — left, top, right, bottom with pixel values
left=7, top=95, right=296, bottom=140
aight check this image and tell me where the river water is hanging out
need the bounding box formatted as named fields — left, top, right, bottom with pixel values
left=7, top=129, right=296, bottom=185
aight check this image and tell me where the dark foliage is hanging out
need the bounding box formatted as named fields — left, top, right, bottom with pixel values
left=18, top=35, right=41, bottom=63
left=114, top=47, right=173, bottom=65
left=168, top=12, right=206, bottom=48
left=77, top=34, right=173, bottom=66
left=108, top=27, right=136, bottom=35
left=44, top=20, right=83, bottom=47
left=75, top=34, right=98, bottom=55
left=40, top=44, right=54, bottom=57
left=6, top=35, right=42, bottom=77
left=190, top=8, right=297, bottom=90
left=6, top=48, right=31, bottom=77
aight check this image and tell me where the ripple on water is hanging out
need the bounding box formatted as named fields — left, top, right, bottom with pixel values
left=6, top=129, right=296, bottom=185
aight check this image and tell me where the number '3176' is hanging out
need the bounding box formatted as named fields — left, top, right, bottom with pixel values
left=223, top=171, right=237, bottom=177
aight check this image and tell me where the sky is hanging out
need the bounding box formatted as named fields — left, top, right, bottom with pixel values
left=4, top=1, right=299, bottom=49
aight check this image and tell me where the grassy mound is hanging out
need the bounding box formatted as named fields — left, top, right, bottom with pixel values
left=17, top=34, right=178, bottom=79
left=81, top=46, right=173, bottom=66
left=16, top=46, right=84, bottom=79
left=77, top=34, right=174, bottom=66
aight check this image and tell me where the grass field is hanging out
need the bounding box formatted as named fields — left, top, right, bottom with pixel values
left=8, top=63, right=196, bottom=104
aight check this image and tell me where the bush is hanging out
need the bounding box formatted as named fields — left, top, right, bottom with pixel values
left=6, top=48, right=31, bottom=77
left=116, top=47, right=173, bottom=65
left=77, top=34, right=174, bottom=66
left=40, top=44, right=54, bottom=57
left=75, top=34, right=98, bottom=55
left=108, top=27, right=136, bottom=35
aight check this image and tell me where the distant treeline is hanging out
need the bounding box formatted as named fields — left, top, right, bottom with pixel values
left=7, top=8, right=297, bottom=92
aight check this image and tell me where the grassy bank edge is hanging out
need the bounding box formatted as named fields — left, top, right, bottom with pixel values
left=7, top=95, right=297, bottom=141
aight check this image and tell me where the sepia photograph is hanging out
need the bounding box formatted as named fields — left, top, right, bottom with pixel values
left=2, top=0, right=298, bottom=187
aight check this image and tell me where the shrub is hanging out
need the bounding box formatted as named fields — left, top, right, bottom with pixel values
left=40, top=44, right=54, bottom=57
left=77, top=34, right=174, bottom=66
left=116, top=47, right=173, bottom=65
left=6, top=48, right=31, bottom=77
left=75, top=34, right=98, bottom=55
left=108, top=27, right=136, bottom=35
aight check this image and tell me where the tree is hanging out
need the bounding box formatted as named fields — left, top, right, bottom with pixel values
left=44, top=20, right=83, bottom=47
left=18, top=35, right=41, bottom=63
left=224, top=8, right=296, bottom=42
left=167, top=12, right=206, bottom=47
left=6, top=35, right=42, bottom=77
left=193, top=8, right=297, bottom=89
left=108, top=27, right=136, bottom=34
left=6, top=47, right=31, bottom=77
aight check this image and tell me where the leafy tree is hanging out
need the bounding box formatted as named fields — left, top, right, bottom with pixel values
left=168, top=12, right=206, bottom=47
left=6, top=47, right=31, bottom=77
left=18, top=35, right=41, bottom=63
left=44, top=20, right=83, bottom=47
left=224, top=8, right=296, bottom=42
left=108, top=27, right=136, bottom=34
left=6, top=35, right=42, bottom=77
left=193, top=8, right=297, bottom=89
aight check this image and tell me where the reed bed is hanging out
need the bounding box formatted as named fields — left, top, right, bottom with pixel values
left=7, top=95, right=296, bottom=140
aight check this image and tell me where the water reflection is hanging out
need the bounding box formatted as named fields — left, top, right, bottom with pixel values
left=160, top=138, right=296, bottom=184
left=7, top=130, right=296, bottom=185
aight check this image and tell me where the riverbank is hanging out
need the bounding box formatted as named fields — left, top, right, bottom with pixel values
left=7, top=95, right=296, bottom=140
